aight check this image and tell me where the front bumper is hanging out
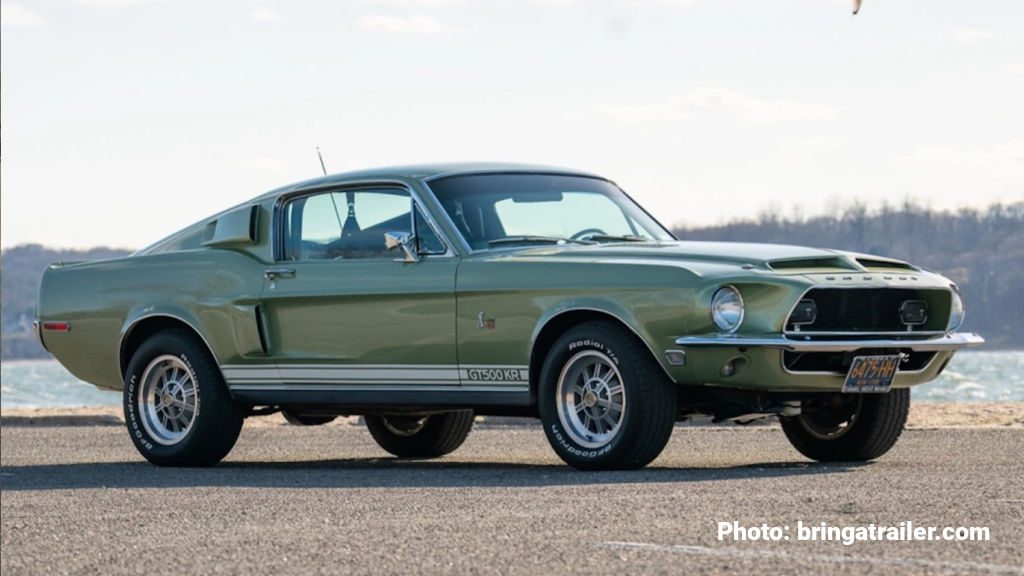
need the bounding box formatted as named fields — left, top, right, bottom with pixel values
left=666, top=332, right=983, bottom=391
left=675, top=332, right=985, bottom=353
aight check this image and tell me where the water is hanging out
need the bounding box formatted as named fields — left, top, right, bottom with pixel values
left=1, top=351, right=1022, bottom=409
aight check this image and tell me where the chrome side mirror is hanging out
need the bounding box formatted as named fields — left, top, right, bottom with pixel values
left=385, top=231, right=420, bottom=262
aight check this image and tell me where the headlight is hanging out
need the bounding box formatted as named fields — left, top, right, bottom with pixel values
left=948, top=287, right=965, bottom=331
left=711, top=285, right=744, bottom=333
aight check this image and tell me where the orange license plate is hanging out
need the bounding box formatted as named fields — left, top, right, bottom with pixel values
left=842, top=355, right=901, bottom=393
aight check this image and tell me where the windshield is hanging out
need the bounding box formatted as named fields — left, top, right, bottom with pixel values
left=426, top=173, right=674, bottom=251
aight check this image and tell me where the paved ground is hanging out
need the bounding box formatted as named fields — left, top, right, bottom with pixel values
left=1, top=421, right=1022, bottom=575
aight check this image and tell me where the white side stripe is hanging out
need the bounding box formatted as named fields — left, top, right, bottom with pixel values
left=221, top=364, right=529, bottom=389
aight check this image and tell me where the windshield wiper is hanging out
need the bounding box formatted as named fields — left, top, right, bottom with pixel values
left=487, top=236, right=593, bottom=247
left=585, top=234, right=649, bottom=243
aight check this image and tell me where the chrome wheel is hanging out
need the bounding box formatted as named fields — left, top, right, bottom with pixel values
left=138, top=355, right=199, bottom=446
left=381, top=415, right=428, bottom=437
left=556, top=350, right=626, bottom=449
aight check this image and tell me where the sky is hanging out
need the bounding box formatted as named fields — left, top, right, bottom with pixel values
left=2, top=0, right=1022, bottom=249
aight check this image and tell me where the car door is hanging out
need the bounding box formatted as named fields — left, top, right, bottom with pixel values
left=256, top=185, right=460, bottom=391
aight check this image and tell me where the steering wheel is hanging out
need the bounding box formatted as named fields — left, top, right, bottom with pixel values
left=570, top=228, right=608, bottom=241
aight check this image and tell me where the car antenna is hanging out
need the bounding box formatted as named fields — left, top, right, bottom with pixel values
left=317, top=147, right=345, bottom=233
left=316, top=146, right=328, bottom=176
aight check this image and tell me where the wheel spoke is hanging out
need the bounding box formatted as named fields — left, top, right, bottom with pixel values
left=601, top=369, right=617, bottom=386
left=601, top=412, right=619, bottom=428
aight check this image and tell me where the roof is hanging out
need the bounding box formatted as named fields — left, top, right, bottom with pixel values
left=257, top=162, right=603, bottom=200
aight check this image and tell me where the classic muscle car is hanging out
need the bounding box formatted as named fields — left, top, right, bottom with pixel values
left=36, top=163, right=984, bottom=470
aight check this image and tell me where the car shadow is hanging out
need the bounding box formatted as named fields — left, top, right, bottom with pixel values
left=0, top=458, right=868, bottom=492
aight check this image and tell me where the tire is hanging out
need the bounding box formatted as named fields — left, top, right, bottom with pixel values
left=364, top=411, right=474, bottom=458
left=538, top=321, right=677, bottom=471
left=123, top=330, right=244, bottom=467
left=780, top=389, right=910, bottom=462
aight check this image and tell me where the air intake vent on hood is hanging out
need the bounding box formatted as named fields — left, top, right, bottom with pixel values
left=855, top=258, right=917, bottom=271
left=768, top=257, right=858, bottom=271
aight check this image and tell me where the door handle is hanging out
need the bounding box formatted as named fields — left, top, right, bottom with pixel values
left=264, top=268, right=296, bottom=280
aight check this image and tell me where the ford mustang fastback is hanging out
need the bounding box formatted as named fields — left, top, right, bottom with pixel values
left=36, top=163, right=984, bottom=470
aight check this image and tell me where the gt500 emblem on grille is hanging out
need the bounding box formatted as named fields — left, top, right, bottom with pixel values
left=466, top=368, right=523, bottom=381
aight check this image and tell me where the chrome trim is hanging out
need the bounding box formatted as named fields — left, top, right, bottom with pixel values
left=675, top=332, right=984, bottom=353
left=385, top=231, right=420, bottom=262
left=782, top=330, right=948, bottom=338
left=711, top=285, right=744, bottom=334
left=32, top=320, right=49, bottom=352
left=272, top=180, right=456, bottom=261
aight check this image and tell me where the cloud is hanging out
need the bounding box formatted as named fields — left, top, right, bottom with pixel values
left=242, top=156, right=290, bottom=173
left=1, top=3, right=44, bottom=27
left=361, top=0, right=459, bottom=6
left=1009, top=63, right=1024, bottom=76
left=533, top=0, right=697, bottom=6
left=251, top=7, right=279, bottom=22
left=951, top=26, right=1001, bottom=44
left=72, top=0, right=159, bottom=5
left=597, top=88, right=835, bottom=124
left=906, top=140, right=1024, bottom=167
left=357, top=13, right=443, bottom=34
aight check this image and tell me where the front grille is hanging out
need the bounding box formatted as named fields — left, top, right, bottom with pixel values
left=783, top=349, right=937, bottom=373
left=785, top=288, right=950, bottom=333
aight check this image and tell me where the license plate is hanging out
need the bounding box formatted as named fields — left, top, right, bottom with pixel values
left=842, top=355, right=902, bottom=393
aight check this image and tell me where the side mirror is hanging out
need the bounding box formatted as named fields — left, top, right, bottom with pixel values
left=385, top=231, right=420, bottom=263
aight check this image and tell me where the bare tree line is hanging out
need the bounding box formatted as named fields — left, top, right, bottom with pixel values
left=675, top=201, right=1024, bottom=348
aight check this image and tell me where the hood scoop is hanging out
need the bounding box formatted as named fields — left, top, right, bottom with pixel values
left=768, top=257, right=859, bottom=271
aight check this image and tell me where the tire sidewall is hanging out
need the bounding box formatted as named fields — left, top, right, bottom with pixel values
left=123, top=334, right=206, bottom=460
left=539, top=329, right=637, bottom=465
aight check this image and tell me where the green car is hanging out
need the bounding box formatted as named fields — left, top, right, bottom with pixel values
left=36, top=163, right=984, bottom=470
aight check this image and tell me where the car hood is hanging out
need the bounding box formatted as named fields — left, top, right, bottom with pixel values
left=480, top=240, right=916, bottom=272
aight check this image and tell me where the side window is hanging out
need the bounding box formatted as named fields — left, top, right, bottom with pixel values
left=415, top=207, right=447, bottom=255
left=283, top=189, right=411, bottom=260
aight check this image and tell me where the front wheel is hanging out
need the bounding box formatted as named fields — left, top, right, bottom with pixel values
left=123, top=330, right=244, bottom=467
left=364, top=411, right=474, bottom=458
left=539, top=321, right=677, bottom=470
left=780, top=389, right=910, bottom=462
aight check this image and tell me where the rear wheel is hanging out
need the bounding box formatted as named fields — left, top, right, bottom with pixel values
left=539, top=321, right=677, bottom=470
left=780, top=389, right=909, bottom=462
left=364, top=411, right=474, bottom=458
left=123, top=330, right=244, bottom=467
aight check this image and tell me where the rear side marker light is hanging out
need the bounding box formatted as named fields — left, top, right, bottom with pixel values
left=41, top=321, right=71, bottom=332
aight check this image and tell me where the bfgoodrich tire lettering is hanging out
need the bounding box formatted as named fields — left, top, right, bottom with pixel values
left=123, top=330, right=244, bottom=467
left=780, top=389, right=910, bottom=462
left=539, top=321, right=677, bottom=471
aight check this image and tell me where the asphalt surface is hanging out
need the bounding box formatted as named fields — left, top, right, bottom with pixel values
left=1, top=421, right=1022, bottom=575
